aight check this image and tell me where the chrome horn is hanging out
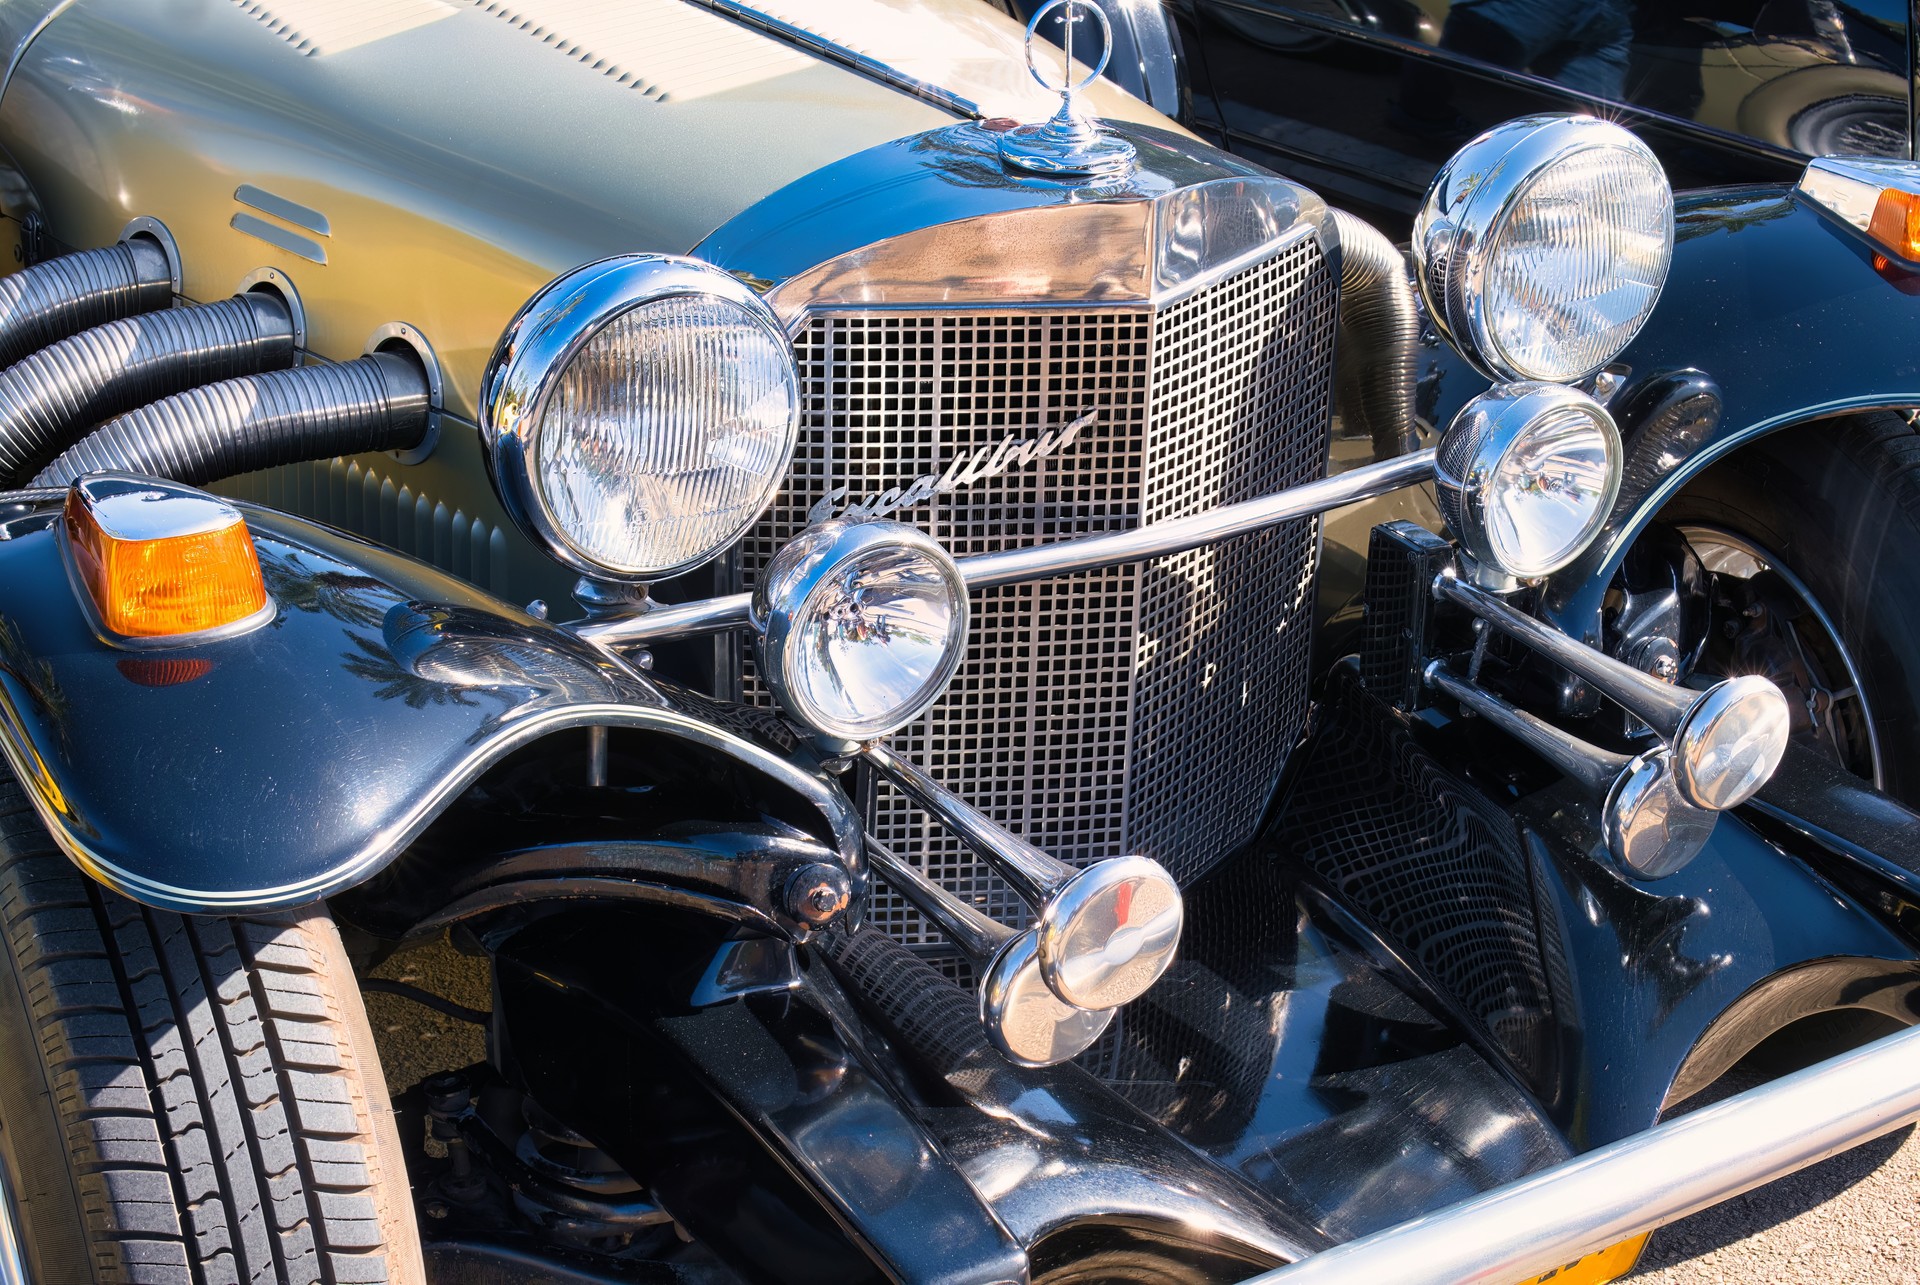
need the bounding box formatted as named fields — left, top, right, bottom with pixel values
left=863, top=839, right=1112, bottom=1067
left=863, top=743, right=1185, bottom=1010
left=1424, top=662, right=1716, bottom=878
left=1435, top=574, right=1791, bottom=812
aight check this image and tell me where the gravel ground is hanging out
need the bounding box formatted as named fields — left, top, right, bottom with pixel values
left=360, top=935, right=1919, bottom=1284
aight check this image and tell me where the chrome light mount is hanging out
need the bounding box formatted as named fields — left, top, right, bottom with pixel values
left=479, top=254, right=800, bottom=584
left=864, top=839, right=1112, bottom=1067
left=997, top=0, right=1136, bottom=181
left=864, top=742, right=1184, bottom=1009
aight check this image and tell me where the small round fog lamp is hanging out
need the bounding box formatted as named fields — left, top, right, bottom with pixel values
left=1672, top=674, right=1792, bottom=811
left=1436, top=382, right=1622, bottom=580
left=753, top=520, right=970, bottom=741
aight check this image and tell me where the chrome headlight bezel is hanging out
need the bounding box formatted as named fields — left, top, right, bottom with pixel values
left=1435, top=381, right=1624, bottom=580
left=1413, top=114, right=1675, bottom=384
left=480, top=254, right=800, bottom=583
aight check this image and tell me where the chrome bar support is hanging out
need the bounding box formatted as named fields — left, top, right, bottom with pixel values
left=1423, top=661, right=1628, bottom=795
left=574, top=449, right=1438, bottom=649
left=1242, top=1023, right=1920, bottom=1285
left=864, top=742, right=1185, bottom=1012
left=864, top=838, right=1114, bottom=1068
left=866, top=743, right=1058, bottom=908
left=864, top=838, right=1011, bottom=964
left=1435, top=573, right=1695, bottom=734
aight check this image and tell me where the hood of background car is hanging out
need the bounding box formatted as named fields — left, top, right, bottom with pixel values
left=0, top=0, right=1164, bottom=420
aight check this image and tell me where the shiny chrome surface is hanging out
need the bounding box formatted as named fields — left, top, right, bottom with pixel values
left=579, top=449, right=1437, bottom=647
left=864, top=839, right=1113, bottom=1067
left=758, top=168, right=1321, bottom=320
left=1436, top=574, right=1791, bottom=811
left=1603, top=749, right=1720, bottom=880
left=751, top=520, right=969, bottom=740
left=1424, top=660, right=1717, bottom=878
left=1671, top=674, right=1795, bottom=811
left=479, top=254, right=798, bottom=582
left=995, top=1, right=1137, bottom=180
left=1244, top=1023, right=1920, bottom=1284
left=1432, top=382, right=1622, bottom=581
left=1412, top=115, right=1672, bottom=383
left=864, top=741, right=1183, bottom=1010
left=1796, top=155, right=1920, bottom=249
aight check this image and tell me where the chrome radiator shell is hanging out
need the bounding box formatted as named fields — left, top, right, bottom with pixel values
left=742, top=220, right=1339, bottom=949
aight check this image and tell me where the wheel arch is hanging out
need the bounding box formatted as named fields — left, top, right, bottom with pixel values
left=1662, top=956, right=1920, bottom=1111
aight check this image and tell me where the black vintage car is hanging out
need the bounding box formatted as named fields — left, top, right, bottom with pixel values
left=0, top=3, right=1917, bottom=1285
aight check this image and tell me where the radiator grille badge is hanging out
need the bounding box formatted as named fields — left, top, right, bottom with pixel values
left=806, top=408, right=1096, bottom=524
left=998, top=0, right=1136, bottom=181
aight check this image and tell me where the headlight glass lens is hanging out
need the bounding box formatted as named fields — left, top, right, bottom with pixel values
left=535, top=294, right=798, bottom=578
left=1483, top=145, right=1673, bottom=382
left=1414, top=115, right=1675, bottom=383
left=758, top=523, right=970, bottom=741
left=1436, top=382, right=1622, bottom=579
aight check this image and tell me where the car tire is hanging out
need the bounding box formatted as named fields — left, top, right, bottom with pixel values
left=1655, top=413, right=1920, bottom=802
left=0, top=771, right=425, bottom=1285
left=1735, top=64, right=1909, bottom=155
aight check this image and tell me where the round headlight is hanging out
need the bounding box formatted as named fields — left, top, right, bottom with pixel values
left=481, top=255, right=799, bottom=582
left=1414, top=115, right=1674, bottom=383
left=1435, top=382, right=1622, bottom=579
left=753, top=520, right=970, bottom=741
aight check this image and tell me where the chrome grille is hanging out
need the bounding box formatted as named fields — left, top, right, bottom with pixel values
left=744, top=231, right=1338, bottom=948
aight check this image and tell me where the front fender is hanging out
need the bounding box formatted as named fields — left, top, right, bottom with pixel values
left=1420, top=184, right=1920, bottom=634
left=0, top=497, right=861, bottom=914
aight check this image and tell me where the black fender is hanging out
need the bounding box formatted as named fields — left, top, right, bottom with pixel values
left=1416, top=184, right=1920, bottom=635
left=0, top=496, right=863, bottom=916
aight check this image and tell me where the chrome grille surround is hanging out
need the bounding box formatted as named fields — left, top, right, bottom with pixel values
left=737, top=181, right=1339, bottom=953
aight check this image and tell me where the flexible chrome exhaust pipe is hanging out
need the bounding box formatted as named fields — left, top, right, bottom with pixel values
left=33, top=352, right=430, bottom=488
left=0, top=239, right=173, bottom=371
left=0, top=292, right=295, bottom=486
left=1331, top=209, right=1420, bottom=461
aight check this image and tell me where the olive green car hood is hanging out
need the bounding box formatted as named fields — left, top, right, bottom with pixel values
left=0, top=0, right=1165, bottom=418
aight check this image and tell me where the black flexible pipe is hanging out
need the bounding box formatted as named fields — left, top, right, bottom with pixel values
left=34, top=352, right=431, bottom=488
left=1332, top=209, right=1421, bottom=461
left=0, top=239, right=174, bottom=372
left=0, top=293, right=295, bottom=486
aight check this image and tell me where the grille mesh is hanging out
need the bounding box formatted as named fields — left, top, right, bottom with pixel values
left=744, top=233, right=1337, bottom=948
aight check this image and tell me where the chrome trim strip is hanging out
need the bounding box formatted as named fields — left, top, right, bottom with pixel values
left=234, top=184, right=330, bottom=237
left=1243, top=1023, right=1920, bottom=1284
left=0, top=0, right=76, bottom=105
left=574, top=449, right=1437, bottom=648
left=229, top=212, right=328, bottom=265
left=0, top=1144, right=27, bottom=1285
left=0, top=697, right=860, bottom=915
left=1796, top=155, right=1920, bottom=245
left=685, top=0, right=981, bottom=118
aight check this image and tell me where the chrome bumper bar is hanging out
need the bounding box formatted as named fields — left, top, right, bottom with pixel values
left=573, top=449, right=1439, bottom=648
left=1243, top=1022, right=1920, bottom=1284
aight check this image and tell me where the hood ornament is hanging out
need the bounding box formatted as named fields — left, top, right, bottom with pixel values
left=997, top=0, right=1136, bottom=181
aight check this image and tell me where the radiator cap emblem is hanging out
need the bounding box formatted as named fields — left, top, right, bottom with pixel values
left=999, top=0, right=1135, bottom=181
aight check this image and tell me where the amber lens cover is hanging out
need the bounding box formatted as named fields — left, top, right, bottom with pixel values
left=1868, top=188, right=1920, bottom=263
left=64, top=478, right=268, bottom=639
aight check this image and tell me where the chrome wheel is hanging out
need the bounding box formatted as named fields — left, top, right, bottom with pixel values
left=1679, top=524, right=1883, bottom=789
left=0, top=1148, right=26, bottom=1285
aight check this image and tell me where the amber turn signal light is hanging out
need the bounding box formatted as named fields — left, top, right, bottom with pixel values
left=63, top=473, right=270, bottom=642
left=1869, top=188, right=1920, bottom=263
